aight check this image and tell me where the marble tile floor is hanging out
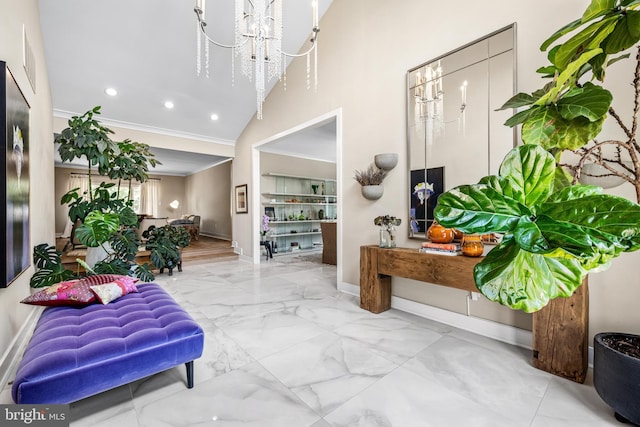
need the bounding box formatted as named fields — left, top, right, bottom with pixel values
left=1, top=254, right=622, bottom=426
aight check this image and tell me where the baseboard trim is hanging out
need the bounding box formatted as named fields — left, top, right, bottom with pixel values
left=0, top=307, right=41, bottom=391
left=339, top=282, right=532, bottom=349
left=199, top=232, right=231, bottom=241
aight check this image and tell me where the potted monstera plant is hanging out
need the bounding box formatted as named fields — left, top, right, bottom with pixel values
left=142, top=225, right=191, bottom=276
left=56, top=106, right=158, bottom=282
left=433, top=1, right=640, bottom=423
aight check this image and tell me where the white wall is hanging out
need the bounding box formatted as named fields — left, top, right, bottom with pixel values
left=0, top=0, right=54, bottom=365
left=232, top=0, right=640, bottom=338
left=186, top=160, right=233, bottom=240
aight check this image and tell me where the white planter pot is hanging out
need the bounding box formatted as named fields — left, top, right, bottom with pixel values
left=361, top=185, right=383, bottom=200
left=85, top=243, right=111, bottom=269
left=374, top=153, right=398, bottom=171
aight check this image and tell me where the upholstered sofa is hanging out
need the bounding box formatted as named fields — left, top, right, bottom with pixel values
left=169, top=215, right=200, bottom=240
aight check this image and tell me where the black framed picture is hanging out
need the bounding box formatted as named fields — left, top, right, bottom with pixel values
left=410, top=166, right=444, bottom=234
left=235, top=184, right=248, bottom=214
left=1, top=62, right=31, bottom=287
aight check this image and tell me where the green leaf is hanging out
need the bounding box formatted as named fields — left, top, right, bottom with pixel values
left=536, top=49, right=604, bottom=105
left=498, top=92, right=537, bottom=110
left=602, top=11, right=640, bottom=53
left=474, top=239, right=587, bottom=312
left=541, top=17, right=584, bottom=51
left=433, top=184, right=527, bottom=234
left=582, top=0, right=617, bottom=22
left=628, top=9, right=640, bottom=37
left=522, top=107, right=605, bottom=150
left=30, top=266, right=76, bottom=288
left=539, top=193, right=640, bottom=252
left=514, top=216, right=550, bottom=252
left=109, top=228, right=140, bottom=262
left=534, top=215, right=621, bottom=265
left=498, top=144, right=556, bottom=207
left=118, top=206, right=139, bottom=227
left=521, top=107, right=565, bottom=147
left=504, top=106, right=540, bottom=128
left=131, top=263, right=155, bottom=282
left=556, top=82, right=613, bottom=121
left=32, top=243, right=62, bottom=269
left=536, top=65, right=557, bottom=77
left=552, top=18, right=616, bottom=70
left=553, top=165, right=575, bottom=191
left=75, top=211, right=120, bottom=247
left=93, top=259, right=131, bottom=276
left=561, top=115, right=606, bottom=149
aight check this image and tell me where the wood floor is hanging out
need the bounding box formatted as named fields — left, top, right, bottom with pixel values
left=180, top=235, right=238, bottom=263
left=60, top=235, right=237, bottom=273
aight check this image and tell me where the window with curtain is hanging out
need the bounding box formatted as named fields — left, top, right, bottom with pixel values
left=61, top=174, right=90, bottom=237
left=140, top=179, right=159, bottom=217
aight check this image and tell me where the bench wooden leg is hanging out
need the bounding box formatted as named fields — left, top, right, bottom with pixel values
left=185, top=361, right=194, bottom=388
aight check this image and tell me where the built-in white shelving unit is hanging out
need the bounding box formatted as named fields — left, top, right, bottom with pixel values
left=261, top=173, right=337, bottom=255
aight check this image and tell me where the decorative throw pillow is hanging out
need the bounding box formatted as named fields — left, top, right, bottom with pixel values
left=90, top=276, right=138, bottom=304
left=20, top=274, right=139, bottom=307
left=21, top=280, right=96, bottom=306
left=80, top=274, right=138, bottom=287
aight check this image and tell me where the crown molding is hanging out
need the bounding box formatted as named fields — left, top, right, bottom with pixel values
left=53, top=109, right=235, bottom=146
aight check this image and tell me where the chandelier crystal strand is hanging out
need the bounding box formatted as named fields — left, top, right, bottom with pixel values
left=205, top=36, right=210, bottom=78
left=283, top=52, right=287, bottom=91
left=203, top=0, right=209, bottom=78
left=314, top=36, right=318, bottom=92
left=306, top=53, right=311, bottom=90
left=231, top=47, right=236, bottom=87
left=268, top=0, right=283, bottom=82
left=196, top=16, right=202, bottom=75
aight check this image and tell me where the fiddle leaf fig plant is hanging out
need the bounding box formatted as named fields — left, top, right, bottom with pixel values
left=433, top=0, right=640, bottom=313
left=435, top=144, right=640, bottom=312
left=498, top=0, right=639, bottom=153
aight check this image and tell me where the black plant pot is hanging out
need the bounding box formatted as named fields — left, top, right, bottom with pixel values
left=594, top=332, right=640, bottom=425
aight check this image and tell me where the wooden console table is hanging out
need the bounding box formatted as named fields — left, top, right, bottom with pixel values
left=360, top=245, right=589, bottom=383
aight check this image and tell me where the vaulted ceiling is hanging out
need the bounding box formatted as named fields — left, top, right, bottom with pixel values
left=39, top=0, right=334, bottom=175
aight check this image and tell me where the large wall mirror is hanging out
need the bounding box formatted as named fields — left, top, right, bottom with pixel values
left=407, top=25, right=516, bottom=239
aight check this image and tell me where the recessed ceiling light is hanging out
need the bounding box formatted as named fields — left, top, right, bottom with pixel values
left=164, top=101, right=174, bottom=109
left=104, top=87, right=118, bottom=96
left=210, top=113, right=219, bottom=121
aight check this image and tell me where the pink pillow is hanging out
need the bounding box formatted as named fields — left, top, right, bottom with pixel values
left=21, top=280, right=96, bottom=306
left=21, top=274, right=140, bottom=307
left=90, top=276, right=138, bottom=304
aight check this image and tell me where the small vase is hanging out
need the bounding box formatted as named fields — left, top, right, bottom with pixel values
left=461, top=234, right=484, bottom=257
left=379, top=227, right=396, bottom=248
left=427, top=221, right=454, bottom=243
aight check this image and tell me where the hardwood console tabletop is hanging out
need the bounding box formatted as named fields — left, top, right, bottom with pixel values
left=359, top=245, right=589, bottom=383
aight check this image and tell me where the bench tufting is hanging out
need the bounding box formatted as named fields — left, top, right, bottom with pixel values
left=12, top=283, right=204, bottom=404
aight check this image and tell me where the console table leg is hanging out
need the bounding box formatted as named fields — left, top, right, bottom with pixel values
left=532, top=279, right=589, bottom=383
left=360, top=246, right=391, bottom=313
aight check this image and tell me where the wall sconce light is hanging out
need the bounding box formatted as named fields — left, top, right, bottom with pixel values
left=169, top=200, right=180, bottom=209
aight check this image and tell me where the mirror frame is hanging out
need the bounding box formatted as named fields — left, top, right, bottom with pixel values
left=406, top=24, right=517, bottom=240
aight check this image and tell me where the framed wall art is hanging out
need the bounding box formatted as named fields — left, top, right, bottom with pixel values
left=1, top=61, right=31, bottom=287
left=409, top=166, right=444, bottom=234
left=235, top=184, right=248, bottom=214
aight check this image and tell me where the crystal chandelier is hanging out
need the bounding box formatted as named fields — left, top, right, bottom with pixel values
left=194, top=0, right=320, bottom=119
left=414, top=62, right=468, bottom=143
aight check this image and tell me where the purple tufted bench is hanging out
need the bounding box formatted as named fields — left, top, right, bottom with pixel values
left=12, top=283, right=204, bottom=404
